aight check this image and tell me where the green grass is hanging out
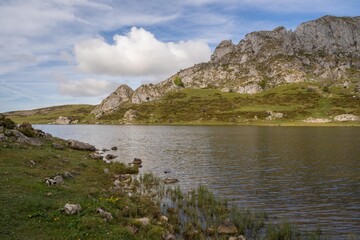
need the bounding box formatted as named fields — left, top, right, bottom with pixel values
left=6, top=104, right=94, bottom=124
left=5, top=83, right=360, bottom=126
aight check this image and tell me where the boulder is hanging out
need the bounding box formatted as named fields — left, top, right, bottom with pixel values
left=64, top=203, right=81, bottom=215
left=96, top=208, right=113, bottom=221
left=105, top=154, right=117, bottom=160
left=164, top=178, right=179, bottom=184
left=52, top=143, right=64, bottom=150
left=67, top=139, right=95, bottom=151
left=132, top=158, right=142, bottom=165
left=334, top=114, right=360, bottom=122
left=55, top=116, right=71, bottom=125
left=217, top=218, right=238, bottom=234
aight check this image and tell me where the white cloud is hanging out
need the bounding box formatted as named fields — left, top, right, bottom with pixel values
left=74, top=27, right=211, bottom=77
left=58, top=78, right=118, bottom=97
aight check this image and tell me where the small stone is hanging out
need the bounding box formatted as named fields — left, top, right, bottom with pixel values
left=160, top=215, right=168, bottom=222
left=96, top=208, right=113, bottom=221
left=102, top=148, right=110, bottom=152
left=45, top=178, right=56, bottom=185
left=89, top=153, right=103, bottom=160
left=64, top=203, right=81, bottom=215
left=46, top=192, right=52, bottom=197
left=104, top=168, right=110, bottom=174
left=135, top=217, right=150, bottom=226
left=29, top=160, right=36, bottom=166
left=111, top=146, right=118, bottom=150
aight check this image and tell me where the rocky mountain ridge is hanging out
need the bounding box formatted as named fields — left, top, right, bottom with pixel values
left=92, top=15, right=360, bottom=117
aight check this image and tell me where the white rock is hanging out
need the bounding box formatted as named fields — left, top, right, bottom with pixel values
left=64, top=203, right=81, bottom=215
left=334, top=114, right=360, bottom=122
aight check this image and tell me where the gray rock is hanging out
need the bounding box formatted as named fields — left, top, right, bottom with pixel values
left=132, top=158, right=142, bottom=165
left=63, top=172, right=74, bottom=179
left=211, top=40, right=236, bottom=62
left=123, top=109, right=138, bottom=123
left=91, top=84, right=133, bottom=117
left=334, top=114, right=360, bottom=122
left=53, top=175, right=64, bottom=185
left=64, top=203, right=81, bottom=215
left=52, top=143, right=64, bottom=150
left=96, top=208, right=113, bottom=221
left=105, top=154, right=117, bottom=160
left=304, top=117, right=332, bottom=123
left=67, top=139, right=95, bottom=151
left=0, top=133, right=6, bottom=141
left=55, top=116, right=71, bottom=125
left=89, top=153, right=103, bottom=160
left=131, top=84, right=164, bottom=104
left=111, top=146, right=118, bottom=150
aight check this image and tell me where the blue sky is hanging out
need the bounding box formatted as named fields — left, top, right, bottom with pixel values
left=1, top=0, right=359, bottom=112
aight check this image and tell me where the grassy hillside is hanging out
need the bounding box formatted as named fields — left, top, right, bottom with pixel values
left=5, top=83, right=360, bottom=126
left=6, top=104, right=93, bottom=124
left=100, top=83, right=360, bottom=126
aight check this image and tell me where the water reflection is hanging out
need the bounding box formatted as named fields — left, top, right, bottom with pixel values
left=35, top=125, right=360, bottom=236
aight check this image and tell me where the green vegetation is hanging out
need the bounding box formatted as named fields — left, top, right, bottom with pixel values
left=99, top=83, right=360, bottom=126
left=173, top=76, right=185, bottom=88
left=6, top=104, right=93, bottom=124
left=0, top=118, right=353, bottom=239
left=5, top=83, right=360, bottom=126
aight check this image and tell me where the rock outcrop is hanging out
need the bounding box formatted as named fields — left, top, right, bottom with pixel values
left=91, top=84, right=133, bottom=117
left=55, top=116, right=71, bottom=124
left=92, top=16, right=360, bottom=115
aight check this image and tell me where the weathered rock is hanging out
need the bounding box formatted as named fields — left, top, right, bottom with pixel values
left=64, top=203, right=81, bottom=215
left=45, top=178, right=57, bottom=185
left=132, top=158, right=142, bottom=165
left=266, top=111, right=284, bottom=120
left=123, top=109, right=138, bottom=123
left=217, top=218, right=238, bottom=234
left=135, top=217, right=150, bottom=226
left=164, top=178, right=179, bottom=184
left=211, top=40, right=236, bottom=62
left=105, top=154, right=117, bottom=160
left=52, top=143, right=64, bottom=150
left=29, top=160, right=36, bottom=166
left=0, top=133, right=6, bottom=141
left=334, top=114, right=360, bottom=122
left=91, top=84, right=133, bottom=117
left=304, top=117, right=332, bottom=123
left=89, top=153, right=103, bottom=160
left=63, top=172, right=73, bottom=179
left=102, top=148, right=110, bottom=152
left=55, top=116, right=71, bottom=125
left=53, top=175, right=64, bottom=185
left=111, top=146, right=118, bottom=150
left=160, top=215, right=168, bottom=223
left=96, top=208, right=113, bottom=221
left=67, top=139, right=95, bottom=151
left=131, top=84, right=164, bottom=104
left=104, top=168, right=110, bottom=174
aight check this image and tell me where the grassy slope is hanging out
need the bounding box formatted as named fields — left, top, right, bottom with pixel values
left=100, top=83, right=360, bottom=126
left=6, top=83, right=360, bottom=126
left=6, top=104, right=93, bottom=124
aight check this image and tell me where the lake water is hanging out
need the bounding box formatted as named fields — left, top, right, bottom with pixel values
left=35, top=125, right=360, bottom=237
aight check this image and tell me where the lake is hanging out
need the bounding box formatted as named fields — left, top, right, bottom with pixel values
left=35, top=125, right=360, bottom=237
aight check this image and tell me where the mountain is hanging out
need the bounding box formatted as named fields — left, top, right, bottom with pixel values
left=92, top=15, right=360, bottom=117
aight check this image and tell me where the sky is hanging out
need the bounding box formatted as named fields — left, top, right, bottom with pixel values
left=1, top=0, right=360, bottom=112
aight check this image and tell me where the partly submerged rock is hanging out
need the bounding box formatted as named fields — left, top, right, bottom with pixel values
left=105, top=154, right=117, bottom=160
left=67, top=139, right=95, bottom=151
left=164, top=178, right=179, bottom=184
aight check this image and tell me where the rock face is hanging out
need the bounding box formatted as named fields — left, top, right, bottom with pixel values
left=92, top=16, right=360, bottom=115
left=91, top=84, right=133, bottom=117
left=55, top=116, right=71, bottom=124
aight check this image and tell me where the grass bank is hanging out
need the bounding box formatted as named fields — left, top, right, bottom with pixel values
left=1, top=116, right=349, bottom=239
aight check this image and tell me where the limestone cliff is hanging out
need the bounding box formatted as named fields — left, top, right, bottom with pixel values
left=93, top=16, right=360, bottom=115
left=91, top=84, right=133, bottom=117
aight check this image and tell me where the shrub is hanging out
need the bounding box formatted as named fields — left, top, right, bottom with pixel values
left=173, top=76, right=185, bottom=88
left=0, top=117, right=17, bottom=129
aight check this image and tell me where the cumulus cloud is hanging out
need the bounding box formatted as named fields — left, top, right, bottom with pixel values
left=74, top=27, right=211, bottom=77
left=58, top=78, right=118, bottom=97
